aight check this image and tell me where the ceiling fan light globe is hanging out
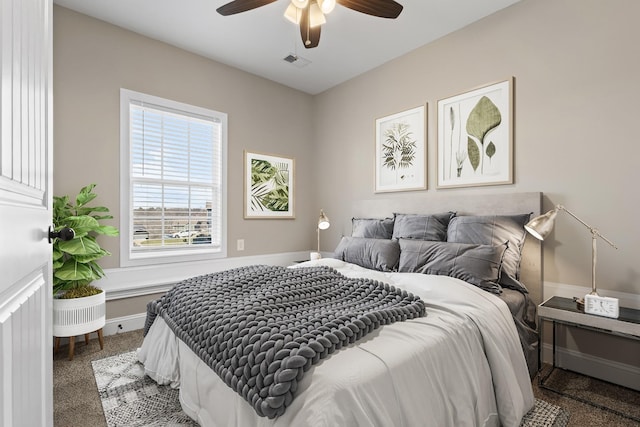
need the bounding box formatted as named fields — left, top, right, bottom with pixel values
left=309, top=2, right=326, bottom=27
left=284, top=3, right=301, bottom=24
left=291, top=0, right=309, bottom=9
left=318, top=0, right=336, bottom=14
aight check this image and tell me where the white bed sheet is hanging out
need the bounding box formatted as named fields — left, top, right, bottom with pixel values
left=138, top=259, right=535, bottom=427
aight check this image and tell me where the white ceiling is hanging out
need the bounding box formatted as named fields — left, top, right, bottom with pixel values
left=53, top=0, right=521, bottom=95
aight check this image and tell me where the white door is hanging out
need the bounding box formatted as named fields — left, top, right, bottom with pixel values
left=0, top=0, right=54, bottom=426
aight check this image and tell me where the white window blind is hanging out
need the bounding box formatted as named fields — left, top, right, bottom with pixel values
left=121, top=89, right=227, bottom=265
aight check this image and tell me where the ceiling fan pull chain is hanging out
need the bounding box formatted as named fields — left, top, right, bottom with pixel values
left=305, top=7, right=311, bottom=45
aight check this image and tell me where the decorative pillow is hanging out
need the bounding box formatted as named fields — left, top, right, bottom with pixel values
left=392, top=212, right=455, bottom=241
left=446, top=214, right=532, bottom=292
left=398, top=239, right=506, bottom=294
left=333, top=237, right=400, bottom=272
left=351, top=217, right=394, bottom=239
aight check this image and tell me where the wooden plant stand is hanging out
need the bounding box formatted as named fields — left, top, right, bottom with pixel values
left=54, top=328, right=104, bottom=361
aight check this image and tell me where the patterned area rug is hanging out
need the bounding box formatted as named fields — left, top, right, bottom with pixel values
left=521, top=398, right=570, bottom=427
left=92, top=351, right=197, bottom=426
left=92, top=351, right=569, bottom=427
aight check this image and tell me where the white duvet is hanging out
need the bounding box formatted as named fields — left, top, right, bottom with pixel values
left=138, top=259, right=534, bottom=427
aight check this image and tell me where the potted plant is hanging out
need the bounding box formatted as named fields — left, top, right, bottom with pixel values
left=51, top=184, right=119, bottom=356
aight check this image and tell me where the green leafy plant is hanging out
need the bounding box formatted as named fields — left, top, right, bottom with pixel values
left=52, top=184, right=119, bottom=296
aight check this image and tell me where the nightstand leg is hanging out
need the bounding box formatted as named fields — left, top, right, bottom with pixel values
left=538, top=319, right=557, bottom=386
left=551, top=320, right=557, bottom=369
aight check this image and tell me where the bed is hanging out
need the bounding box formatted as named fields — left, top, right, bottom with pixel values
left=138, top=192, right=542, bottom=427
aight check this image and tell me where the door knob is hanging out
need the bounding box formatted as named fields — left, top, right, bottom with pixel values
left=48, top=226, right=75, bottom=243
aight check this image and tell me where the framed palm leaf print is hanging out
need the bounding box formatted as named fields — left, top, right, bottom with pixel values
left=244, top=151, right=294, bottom=219
left=375, top=105, right=426, bottom=193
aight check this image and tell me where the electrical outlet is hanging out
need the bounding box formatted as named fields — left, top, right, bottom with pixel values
left=237, top=239, right=245, bottom=251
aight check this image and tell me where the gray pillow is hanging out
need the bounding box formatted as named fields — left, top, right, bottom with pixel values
left=333, top=237, right=400, bottom=272
left=398, top=239, right=506, bottom=294
left=446, top=214, right=531, bottom=292
left=351, top=217, right=394, bottom=239
left=392, top=212, right=455, bottom=241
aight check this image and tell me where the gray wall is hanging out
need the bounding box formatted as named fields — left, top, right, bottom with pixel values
left=311, top=0, right=640, bottom=374
left=314, top=0, right=640, bottom=298
left=54, top=0, right=640, bottom=320
left=54, top=6, right=316, bottom=319
left=53, top=6, right=316, bottom=268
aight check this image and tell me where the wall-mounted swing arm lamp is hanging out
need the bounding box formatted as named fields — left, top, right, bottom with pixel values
left=311, top=209, right=330, bottom=260
left=524, top=204, right=618, bottom=296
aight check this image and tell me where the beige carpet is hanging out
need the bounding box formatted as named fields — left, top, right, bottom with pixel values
left=54, top=329, right=640, bottom=427
left=534, top=367, right=640, bottom=426
left=54, top=331, right=142, bottom=427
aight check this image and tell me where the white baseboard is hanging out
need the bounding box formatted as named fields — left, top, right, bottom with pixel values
left=55, top=313, right=147, bottom=346
left=541, top=342, right=640, bottom=391
left=103, top=313, right=147, bottom=336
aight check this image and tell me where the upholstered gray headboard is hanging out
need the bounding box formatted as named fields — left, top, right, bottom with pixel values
left=351, top=192, right=543, bottom=305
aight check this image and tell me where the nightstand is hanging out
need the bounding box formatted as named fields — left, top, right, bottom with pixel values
left=538, top=296, right=640, bottom=421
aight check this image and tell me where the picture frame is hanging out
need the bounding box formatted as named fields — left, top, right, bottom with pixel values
left=437, top=78, right=513, bottom=188
left=244, top=151, right=294, bottom=219
left=375, top=105, right=427, bottom=193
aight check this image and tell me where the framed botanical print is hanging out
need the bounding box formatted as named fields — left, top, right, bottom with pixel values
left=437, top=78, right=513, bottom=188
left=375, top=105, right=427, bottom=193
left=244, top=151, right=294, bottom=218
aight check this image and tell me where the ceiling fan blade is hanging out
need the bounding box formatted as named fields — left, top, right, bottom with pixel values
left=336, top=0, right=403, bottom=19
left=299, top=4, right=321, bottom=49
left=216, top=0, right=278, bottom=16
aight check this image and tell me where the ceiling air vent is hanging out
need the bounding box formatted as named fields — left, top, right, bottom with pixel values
left=283, top=53, right=311, bottom=68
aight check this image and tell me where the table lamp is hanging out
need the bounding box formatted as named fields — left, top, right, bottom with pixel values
left=524, top=204, right=620, bottom=318
left=310, top=209, right=330, bottom=260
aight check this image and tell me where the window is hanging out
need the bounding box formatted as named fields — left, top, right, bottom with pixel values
left=120, top=89, right=227, bottom=266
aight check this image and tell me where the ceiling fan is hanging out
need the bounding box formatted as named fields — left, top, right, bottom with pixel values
left=216, top=0, right=404, bottom=49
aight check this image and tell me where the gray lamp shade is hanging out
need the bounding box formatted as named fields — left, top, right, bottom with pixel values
left=524, top=208, right=558, bottom=240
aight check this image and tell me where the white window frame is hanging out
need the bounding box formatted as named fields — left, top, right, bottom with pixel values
left=119, top=88, right=227, bottom=267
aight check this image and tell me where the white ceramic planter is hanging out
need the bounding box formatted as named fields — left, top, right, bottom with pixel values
left=52, top=290, right=106, bottom=337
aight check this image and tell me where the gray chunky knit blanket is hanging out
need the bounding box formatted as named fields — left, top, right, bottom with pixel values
left=144, top=265, right=425, bottom=419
